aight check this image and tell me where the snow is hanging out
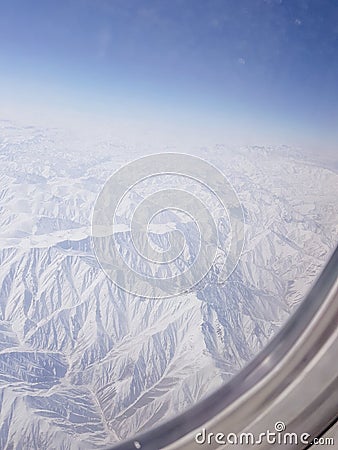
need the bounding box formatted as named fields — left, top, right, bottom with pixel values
left=0, top=120, right=337, bottom=448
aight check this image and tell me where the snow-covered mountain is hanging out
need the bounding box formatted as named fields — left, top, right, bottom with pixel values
left=0, top=120, right=337, bottom=449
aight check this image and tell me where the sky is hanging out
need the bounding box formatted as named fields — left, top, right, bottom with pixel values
left=0, top=0, right=338, bottom=153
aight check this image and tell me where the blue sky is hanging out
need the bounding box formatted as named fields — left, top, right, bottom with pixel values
left=0, top=0, right=337, bottom=152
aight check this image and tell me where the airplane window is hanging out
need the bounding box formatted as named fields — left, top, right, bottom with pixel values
left=0, top=1, right=337, bottom=449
